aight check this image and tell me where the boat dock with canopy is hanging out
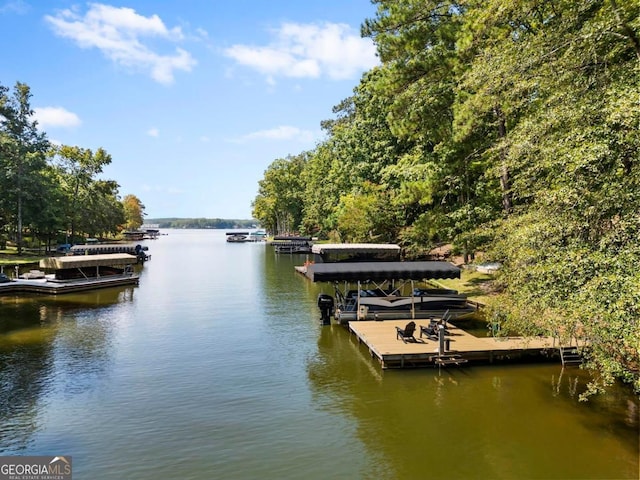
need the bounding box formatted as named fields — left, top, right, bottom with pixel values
left=306, top=261, right=476, bottom=323
left=69, top=243, right=149, bottom=262
left=0, top=254, right=140, bottom=295
left=311, top=243, right=401, bottom=263
left=271, top=236, right=313, bottom=254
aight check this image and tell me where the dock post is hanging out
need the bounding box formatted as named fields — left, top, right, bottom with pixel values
left=438, top=324, right=446, bottom=354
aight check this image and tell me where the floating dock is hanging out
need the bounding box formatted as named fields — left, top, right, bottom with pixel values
left=0, top=275, right=139, bottom=295
left=348, top=319, right=559, bottom=369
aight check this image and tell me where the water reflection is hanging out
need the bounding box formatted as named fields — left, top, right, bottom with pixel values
left=0, top=286, right=134, bottom=453
left=0, top=341, right=54, bottom=451
left=307, top=324, right=639, bottom=479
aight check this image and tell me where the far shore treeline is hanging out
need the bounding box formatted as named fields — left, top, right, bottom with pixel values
left=147, top=218, right=256, bottom=229
left=251, top=1, right=640, bottom=397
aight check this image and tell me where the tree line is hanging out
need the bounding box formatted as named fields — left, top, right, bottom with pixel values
left=148, top=218, right=256, bottom=229
left=0, top=82, right=146, bottom=253
left=252, top=0, right=639, bottom=396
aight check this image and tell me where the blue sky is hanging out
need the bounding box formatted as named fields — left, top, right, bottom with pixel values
left=0, top=0, right=379, bottom=219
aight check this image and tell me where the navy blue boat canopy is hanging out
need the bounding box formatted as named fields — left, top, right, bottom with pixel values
left=305, top=261, right=461, bottom=282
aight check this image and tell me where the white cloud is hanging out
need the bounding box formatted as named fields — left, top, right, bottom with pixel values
left=195, top=27, right=208, bottom=39
left=224, top=22, right=378, bottom=81
left=45, top=3, right=196, bottom=85
left=33, top=106, right=81, bottom=128
left=147, top=127, right=159, bottom=137
left=236, top=125, right=316, bottom=143
left=0, top=0, right=29, bottom=15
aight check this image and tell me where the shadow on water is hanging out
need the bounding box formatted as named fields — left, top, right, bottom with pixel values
left=0, top=287, right=136, bottom=334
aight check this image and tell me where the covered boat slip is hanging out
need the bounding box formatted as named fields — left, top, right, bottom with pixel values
left=69, top=243, right=146, bottom=254
left=69, top=242, right=150, bottom=262
left=42, top=253, right=138, bottom=288
left=311, top=243, right=401, bottom=262
left=0, top=253, right=140, bottom=295
left=40, top=253, right=137, bottom=274
left=348, top=320, right=558, bottom=369
left=307, top=261, right=476, bottom=322
left=272, top=236, right=313, bottom=253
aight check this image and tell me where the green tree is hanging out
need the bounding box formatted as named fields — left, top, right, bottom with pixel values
left=24, top=164, right=67, bottom=252
left=334, top=183, right=400, bottom=243
left=51, top=145, right=112, bottom=243
left=303, top=68, right=413, bottom=239
left=362, top=1, right=504, bottom=259
left=0, top=82, right=50, bottom=253
left=80, top=180, right=125, bottom=237
left=252, top=154, right=308, bottom=234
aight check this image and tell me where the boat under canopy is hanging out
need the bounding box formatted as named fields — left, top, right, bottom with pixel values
left=309, top=261, right=475, bottom=323
left=305, top=261, right=461, bottom=283
left=0, top=253, right=141, bottom=295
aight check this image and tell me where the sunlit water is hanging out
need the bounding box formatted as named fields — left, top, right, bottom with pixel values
left=0, top=230, right=637, bottom=479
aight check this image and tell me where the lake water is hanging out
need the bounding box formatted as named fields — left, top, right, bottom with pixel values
left=0, top=229, right=638, bottom=479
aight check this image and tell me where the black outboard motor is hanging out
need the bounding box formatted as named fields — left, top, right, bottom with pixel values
left=135, top=244, right=148, bottom=263
left=317, top=294, right=334, bottom=325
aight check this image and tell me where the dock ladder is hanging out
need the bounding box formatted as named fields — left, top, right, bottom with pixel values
left=559, top=346, right=583, bottom=366
left=433, top=354, right=468, bottom=366
left=554, top=325, right=585, bottom=367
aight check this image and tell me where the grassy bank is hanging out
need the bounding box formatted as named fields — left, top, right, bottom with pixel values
left=431, top=268, right=497, bottom=306
left=0, top=248, right=44, bottom=266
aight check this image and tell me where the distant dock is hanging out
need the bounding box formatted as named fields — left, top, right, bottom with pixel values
left=348, top=319, right=559, bottom=369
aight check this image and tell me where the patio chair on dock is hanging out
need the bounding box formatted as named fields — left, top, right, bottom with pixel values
left=420, top=315, right=451, bottom=339
left=396, top=321, right=417, bottom=343
left=420, top=323, right=438, bottom=340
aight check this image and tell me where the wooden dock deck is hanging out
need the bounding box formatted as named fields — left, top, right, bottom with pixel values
left=348, top=319, right=559, bottom=368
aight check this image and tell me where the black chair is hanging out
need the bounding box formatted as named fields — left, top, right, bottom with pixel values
left=396, top=321, right=417, bottom=343
left=420, top=324, right=438, bottom=340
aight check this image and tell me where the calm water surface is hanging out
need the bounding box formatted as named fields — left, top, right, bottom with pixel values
left=0, top=230, right=638, bottom=479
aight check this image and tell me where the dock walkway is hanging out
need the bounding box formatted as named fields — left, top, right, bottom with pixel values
left=348, top=320, right=558, bottom=368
